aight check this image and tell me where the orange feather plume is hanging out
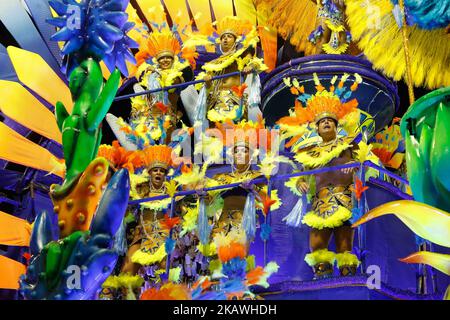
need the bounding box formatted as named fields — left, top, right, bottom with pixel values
left=217, top=242, right=247, bottom=263
left=159, top=213, right=181, bottom=231
left=97, top=140, right=142, bottom=173
left=246, top=266, right=265, bottom=285
left=351, top=178, right=369, bottom=201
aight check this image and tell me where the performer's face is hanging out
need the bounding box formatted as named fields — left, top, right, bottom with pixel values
left=150, top=167, right=167, bottom=189
left=158, top=55, right=174, bottom=70
left=233, top=145, right=250, bottom=166
left=317, top=117, right=337, bottom=140
left=220, top=33, right=236, bottom=53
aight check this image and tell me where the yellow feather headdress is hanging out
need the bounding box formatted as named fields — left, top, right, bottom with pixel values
left=183, top=15, right=259, bottom=52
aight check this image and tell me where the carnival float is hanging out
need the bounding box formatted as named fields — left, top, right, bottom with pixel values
left=0, top=0, right=449, bottom=300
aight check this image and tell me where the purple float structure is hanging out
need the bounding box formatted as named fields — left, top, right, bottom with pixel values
left=261, top=54, right=400, bottom=135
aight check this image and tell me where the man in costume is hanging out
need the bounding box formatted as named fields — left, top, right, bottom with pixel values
left=120, top=145, right=175, bottom=277
left=182, top=16, right=267, bottom=125
left=107, top=28, right=195, bottom=147
left=278, top=74, right=364, bottom=278
left=308, top=0, right=351, bottom=54
left=198, top=120, right=279, bottom=246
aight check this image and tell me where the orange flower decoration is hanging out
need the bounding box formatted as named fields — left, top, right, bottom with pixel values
left=154, top=101, right=169, bottom=114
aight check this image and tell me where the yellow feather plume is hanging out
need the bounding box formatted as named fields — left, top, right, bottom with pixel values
left=346, top=0, right=450, bottom=89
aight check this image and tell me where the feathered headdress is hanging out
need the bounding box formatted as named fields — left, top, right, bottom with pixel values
left=136, top=30, right=181, bottom=63
left=182, top=16, right=259, bottom=53
left=133, top=19, right=197, bottom=75
left=97, top=140, right=142, bottom=173
left=215, top=118, right=273, bottom=152
left=277, top=73, right=362, bottom=149
left=215, top=16, right=253, bottom=39
left=139, top=145, right=173, bottom=170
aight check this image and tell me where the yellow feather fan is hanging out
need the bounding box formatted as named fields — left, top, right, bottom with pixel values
left=346, top=0, right=450, bottom=89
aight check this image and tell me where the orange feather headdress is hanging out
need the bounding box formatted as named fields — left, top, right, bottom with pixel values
left=135, top=30, right=181, bottom=67
left=97, top=140, right=142, bottom=173
left=139, top=145, right=173, bottom=170
left=277, top=73, right=362, bottom=149
left=214, top=16, right=253, bottom=39
left=278, top=73, right=362, bottom=127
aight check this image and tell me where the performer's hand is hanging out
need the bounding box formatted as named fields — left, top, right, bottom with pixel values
left=203, top=74, right=213, bottom=89
left=193, top=182, right=207, bottom=197
left=297, top=181, right=309, bottom=194
left=341, top=162, right=357, bottom=174
left=195, top=188, right=207, bottom=197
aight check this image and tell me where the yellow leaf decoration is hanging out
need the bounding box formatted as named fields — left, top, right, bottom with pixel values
left=399, top=251, right=450, bottom=276
left=352, top=200, right=450, bottom=248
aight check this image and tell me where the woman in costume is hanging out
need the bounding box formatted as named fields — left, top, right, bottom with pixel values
left=278, top=74, right=366, bottom=278
left=182, top=16, right=267, bottom=125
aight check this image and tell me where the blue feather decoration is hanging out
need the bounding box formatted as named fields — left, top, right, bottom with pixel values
left=47, top=0, right=138, bottom=76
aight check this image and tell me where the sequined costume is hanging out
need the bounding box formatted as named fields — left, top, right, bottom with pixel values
left=209, top=170, right=262, bottom=238
left=308, top=0, right=351, bottom=54
left=182, top=16, right=267, bottom=124
left=296, top=135, right=357, bottom=229
left=278, top=73, right=366, bottom=278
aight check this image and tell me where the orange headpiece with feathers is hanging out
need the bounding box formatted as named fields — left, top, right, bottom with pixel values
left=135, top=31, right=181, bottom=67
left=140, top=145, right=173, bottom=170
left=278, top=73, right=362, bottom=127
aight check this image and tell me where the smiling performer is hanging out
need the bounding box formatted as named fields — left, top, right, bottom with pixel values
left=278, top=74, right=364, bottom=279
left=182, top=16, right=267, bottom=125
left=107, top=27, right=196, bottom=147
